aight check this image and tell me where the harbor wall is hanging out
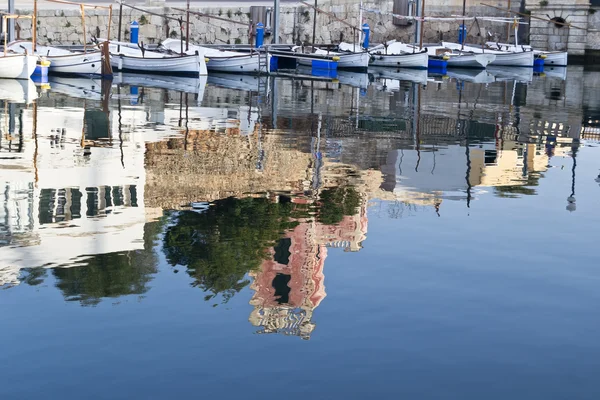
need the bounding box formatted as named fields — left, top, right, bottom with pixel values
left=10, top=0, right=596, bottom=55
left=12, top=0, right=518, bottom=47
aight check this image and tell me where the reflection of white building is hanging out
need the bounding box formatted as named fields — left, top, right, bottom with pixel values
left=0, top=91, right=264, bottom=287
left=0, top=105, right=149, bottom=286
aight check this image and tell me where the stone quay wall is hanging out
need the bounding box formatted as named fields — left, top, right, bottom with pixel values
left=10, top=0, right=597, bottom=55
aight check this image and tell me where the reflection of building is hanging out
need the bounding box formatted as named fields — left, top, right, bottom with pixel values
left=0, top=105, right=150, bottom=287
left=248, top=201, right=368, bottom=339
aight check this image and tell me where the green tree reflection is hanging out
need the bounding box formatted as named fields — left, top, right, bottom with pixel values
left=163, top=197, right=301, bottom=303
left=51, top=220, right=163, bottom=306
left=317, top=186, right=361, bottom=225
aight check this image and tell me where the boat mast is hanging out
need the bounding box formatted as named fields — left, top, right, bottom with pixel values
left=311, top=0, right=318, bottom=52
left=419, top=0, right=425, bottom=48
left=33, top=0, right=37, bottom=51
left=461, top=0, right=466, bottom=50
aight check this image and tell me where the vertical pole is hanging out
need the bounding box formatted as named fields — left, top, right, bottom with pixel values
left=419, top=0, right=425, bottom=48
left=414, top=0, right=419, bottom=46
left=358, top=0, right=363, bottom=50
left=7, top=0, right=15, bottom=42
left=3, top=17, right=7, bottom=56
left=311, top=0, right=318, bottom=51
left=461, top=0, right=465, bottom=50
left=81, top=4, right=86, bottom=52
left=33, top=0, right=37, bottom=51
left=273, top=0, right=280, bottom=44
left=506, top=0, right=511, bottom=42
left=108, top=5, right=112, bottom=42
left=117, top=2, right=123, bottom=52
left=186, top=0, right=190, bottom=50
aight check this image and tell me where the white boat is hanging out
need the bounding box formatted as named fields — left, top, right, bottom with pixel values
left=0, top=79, right=38, bottom=103
left=368, top=66, right=428, bottom=85
left=295, top=45, right=370, bottom=70
left=435, top=50, right=495, bottom=69
left=0, top=53, right=37, bottom=79
left=442, top=42, right=535, bottom=67
left=8, top=41, right=102, bottom=75
left=485, top=42, right=568, bottom=66
left=160, top=39, right=270, bottom=74
left=108, top=41, right=208, bottom=76
left=366, top=41, right=429, bottom=69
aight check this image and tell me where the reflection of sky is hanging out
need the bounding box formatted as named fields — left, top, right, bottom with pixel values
left=1, top=144, right=599, bottom=399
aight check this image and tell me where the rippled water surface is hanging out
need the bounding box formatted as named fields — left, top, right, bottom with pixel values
left=1, top=67, right=600, bottom=399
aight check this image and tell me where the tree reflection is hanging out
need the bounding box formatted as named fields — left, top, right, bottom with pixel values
left=51, top=220, right=163, bottom=306
left=317, top=187, right=361, bottom=225
left=163, top=197, right=302, bottom=304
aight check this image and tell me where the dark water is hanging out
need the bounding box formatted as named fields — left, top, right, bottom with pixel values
left=1, top=67, right=600, bottom=399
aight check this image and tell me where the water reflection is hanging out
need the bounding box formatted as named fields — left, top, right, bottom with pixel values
left=0, top=66, right=598, bottom=333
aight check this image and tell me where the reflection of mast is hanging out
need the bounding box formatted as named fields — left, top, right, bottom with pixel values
left=457, top=82, right=472, bottom=208
left=566, top=145, right=577, bottom=212
left=33, top=102, right=39, bottom=185
left=117, top=86, right=125, bottom=168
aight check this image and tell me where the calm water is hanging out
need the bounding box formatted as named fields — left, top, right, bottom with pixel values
left=1, top=67, right=600, bottom=399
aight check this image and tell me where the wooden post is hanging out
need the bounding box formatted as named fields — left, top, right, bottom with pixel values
left=81, top=4, right=86, bottom=51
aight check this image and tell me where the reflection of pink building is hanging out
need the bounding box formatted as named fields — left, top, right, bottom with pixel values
left=249, top=204, right=368, bottom=339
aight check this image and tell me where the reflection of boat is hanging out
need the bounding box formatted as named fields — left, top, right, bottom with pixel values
left=442, top=42, right=535, bottom=67
left=543, top=66, right=567, bottom=80
left=8, top=41, right=102, bottom=75
left=368, top=66, right=428, bottom=85
left=114, top=72, right=207, bottom=97
left=161, top=39, right=270, bottom=74
left=446, top=68, right=495, bottom=83
left=0, top=79, right=38, bottom=103
left=207, top=73, right=263, bottom=91
left=336, top=71, right=369, bottom=89
left=488, top=66, right=533, bottom=82
left=48, top=76, right=103, bottom=100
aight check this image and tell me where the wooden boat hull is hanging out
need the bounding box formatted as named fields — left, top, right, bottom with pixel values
left=489, top=50, right=534, bottom=67
left=369, top=50, right=428, bottom=69
left=46, top=52, right=103, bottom=75
left=446, top=53, right=496, bottom=69
left=539, top=51, right=568, bottom=67
left=298, top=50, right=370, bottom=71
left=8, top=41, right=102, bottom=75
left=207, top=53, right=270, bottom=74
left=0, top=54, right=37, bottom=79
left=111, top=53, right=203, bottom=77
